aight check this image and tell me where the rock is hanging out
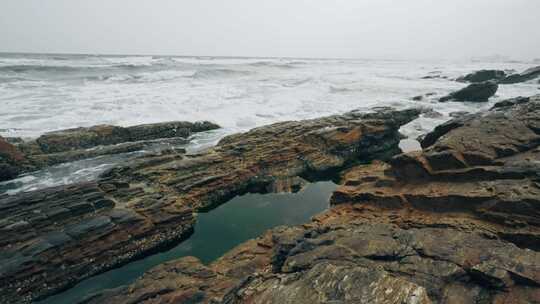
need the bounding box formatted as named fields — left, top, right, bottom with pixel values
left=0, top=136, right=28, bottom=181
left=456, top=69, right=506, bottom=83
left=422, top=109, right=443, bottom=119
left=32, top=121, right=219, bottom=154
left=0, top=108, right=420, bottom=303
left=500, top=65, right=540, bottom=84
left=412, top=93, right=437, bottom=102
left=491, top=96, right=531, bottom=109
left=81, top=97, right=540, bottom=304
left=449, top=110, right=470, bottom=118
left=439, top=81, right=498, bottom=102
left=421, top=73, right=448, bottom=80
left=1, top=120, right=219, bottom=182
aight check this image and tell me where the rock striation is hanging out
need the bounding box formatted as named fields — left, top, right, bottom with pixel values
left=0, top=121, right=219, bottom=182
left=83, top=96, right=540, bottom=304
left=439, top=81, right=498, bottom=102
left=0, top=108, right=420, bottom=304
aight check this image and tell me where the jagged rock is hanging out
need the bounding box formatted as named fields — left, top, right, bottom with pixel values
left=0, top=108, right=420, bottom=304
left=439, top=81, right=498, bottom=102
left=80, top=97, right=540, bottom=304
left=456, top=69, right=506, bottom=83
left=1, top=121, right=219, bottom=181
left=500, top=66, right=540, bottom=84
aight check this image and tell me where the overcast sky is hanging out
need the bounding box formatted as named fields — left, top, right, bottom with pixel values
left=1, top=0, right=539, bottom=60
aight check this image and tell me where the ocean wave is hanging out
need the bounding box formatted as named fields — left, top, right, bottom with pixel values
left=248, top=61, right=296, bottom=69
left=329, top=85, right=362, bottom=94
left=282, top=77, right=313, bottom=87
left=0, top=64, right=90, bottom=73
left=190, top=69, right=252, bottom=79
left=83, top=70, right=193, bottom=83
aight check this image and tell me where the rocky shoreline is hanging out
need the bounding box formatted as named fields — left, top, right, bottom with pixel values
left=0, top=107, right=421, bottom=303
left=1, top=76, right=540, bottom=303
left=0, top=121, right=220, bottom=182
left=78, top=95, right=540, bottom=304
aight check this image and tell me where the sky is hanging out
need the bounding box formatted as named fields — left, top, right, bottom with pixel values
left=0, top=0, right=539, bottom=60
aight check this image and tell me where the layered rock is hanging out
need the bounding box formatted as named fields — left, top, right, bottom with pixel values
left=0, top=121, right=219, bottom=182
left=0, top=108, right=420, bottom=303
left=439, top=81, right=498, bottom=102
left=456, top=69, right=507, bottom=83
left=84, top=97, right=540, bottom=304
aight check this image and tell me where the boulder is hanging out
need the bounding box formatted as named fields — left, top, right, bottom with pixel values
left=0, top=107, right=420, bottom=303
left=456, top=69, right=506, bottom=83
left=439, top=81, right=498, bottom=102
left=500, top=65, right=540, bottom=84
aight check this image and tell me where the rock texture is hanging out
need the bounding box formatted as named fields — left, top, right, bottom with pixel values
left=500, top=66, right=540, bottom=84
left=0, top=108, right=420, bottom=304
left=0, top=121, right=219, bottom=182
left=456, top=69, right=507, bottom=83
left=439, top=81, right=498, bottom=102
left=0, top=137, right=29, bottom=181
left=84, top=96, right=540, bottom=304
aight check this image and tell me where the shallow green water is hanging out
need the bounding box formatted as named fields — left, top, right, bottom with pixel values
left=38, top=181, right=337, bottom=304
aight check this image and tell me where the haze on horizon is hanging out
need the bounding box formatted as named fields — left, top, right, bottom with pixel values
left=1, top=0, right=539, bottom=61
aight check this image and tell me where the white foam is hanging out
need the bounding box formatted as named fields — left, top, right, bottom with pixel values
left=1, top=55, right=539, bottom=193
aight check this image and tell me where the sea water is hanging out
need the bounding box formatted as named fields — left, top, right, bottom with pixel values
left=1, top=53, right=538, bottom=193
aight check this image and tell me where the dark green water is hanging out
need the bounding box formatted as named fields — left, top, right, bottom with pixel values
left=38, top=181, right=337, bottom=304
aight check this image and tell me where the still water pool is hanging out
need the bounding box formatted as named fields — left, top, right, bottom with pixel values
left=38, top=181, right=337, bottom=304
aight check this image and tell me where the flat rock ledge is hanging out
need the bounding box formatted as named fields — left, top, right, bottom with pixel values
left=0, top=121, right=220, bottom=182
left=84, top=96, right=540, bottom=304
left=0, top=107, right=420, bottom=304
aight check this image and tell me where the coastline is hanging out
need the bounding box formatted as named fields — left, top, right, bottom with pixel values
left=0, top=61, right=539, bottom=303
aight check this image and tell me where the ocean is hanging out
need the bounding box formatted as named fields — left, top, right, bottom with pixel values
left=1, top=53, right=538, bottom=194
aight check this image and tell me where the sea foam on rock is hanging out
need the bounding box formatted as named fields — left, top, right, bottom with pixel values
left=0, top=121, right=220, bottom=182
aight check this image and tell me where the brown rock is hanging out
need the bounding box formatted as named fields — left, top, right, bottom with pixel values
left=0, top=136, right=28, bottom=181
left=2, top=120, right=219, bottom=181
left=0, top=108, right=420, bottom=303
left=80, top=97, right=540, bottom=304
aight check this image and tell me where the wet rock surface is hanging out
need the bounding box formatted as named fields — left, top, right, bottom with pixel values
left=0, top=136, right=29, bottom=181
left=439, top=81, right=498, bottom=102
left=456, top=69, right=507, bottom=83
left=1, top=121, right=219, bottom=182
left=500, top=65, right=540, bottom=84
left=0, top=108, right=420, bottom=303
left=84, top=97, right=540, bottom=304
